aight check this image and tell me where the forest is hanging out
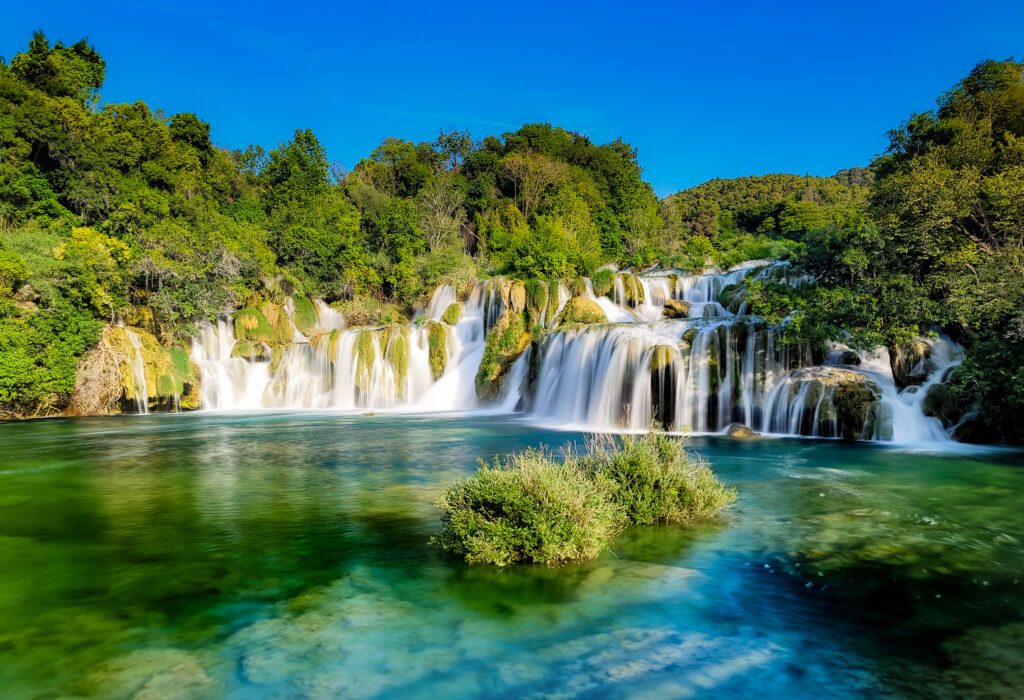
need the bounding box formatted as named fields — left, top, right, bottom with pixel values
left=1, top=31, right=1022, bottom=442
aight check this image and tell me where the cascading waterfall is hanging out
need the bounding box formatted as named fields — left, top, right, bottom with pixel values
left=191, top=280, right=512, bottom=412
left=186, top=262, right=961, bottom=443
left=122, top=326, right=149, bottom=414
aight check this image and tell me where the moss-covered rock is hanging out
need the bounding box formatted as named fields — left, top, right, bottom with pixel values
left=385, top=327, right=409, bottom=398
left=890, top=338, right=932, bottom=387
left=354, top=330, right=376, bottom=393
left=650, top=345, right=677, bottom=372
left=922, top=382, right=969, bottom=428
left=619, top=273, right=645, bottom=307
left=291, top=294, right=318, bottom=336
left=509, top=281, right=527, bottom=313
left=783, top=367, right=882, bottom=439
left=662, top=299, right=690, bottom=318
left=427, top=321, right=448, bottom=380
left=440, top=302, right=462, bottom=326
left=557, top=297, right=607, bottom=326
left=591, top=269, right=615, bottom=297
left=545, top=279, right=561, bottom=323
left=230, top=340, right=270, bottom=361
left=234, top=302, right=298, bottom=345
left=475, top=311, right=531, bottom=400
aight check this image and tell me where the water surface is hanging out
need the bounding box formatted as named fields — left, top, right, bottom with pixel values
left=1, top=413, right=1022, bottom=698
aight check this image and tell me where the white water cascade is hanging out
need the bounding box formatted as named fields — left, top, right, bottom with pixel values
left=122, top=326, right=149, bottom=414
left=191, top=281, right=523, bottom=413
left=187, top=263, right=962, bottom=443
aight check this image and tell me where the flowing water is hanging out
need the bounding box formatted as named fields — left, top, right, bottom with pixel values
left=184, top=263, right=958, bottom=445
left=1, top=413, right=1022, bottom=699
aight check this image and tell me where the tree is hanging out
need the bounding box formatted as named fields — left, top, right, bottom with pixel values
left=9, top=31, right=105, bottom=105
left=499, top=151, right=566, bottom=220
left=416, top=173, right=467, bottom=251
left=261, top=129, right=329, bottom=209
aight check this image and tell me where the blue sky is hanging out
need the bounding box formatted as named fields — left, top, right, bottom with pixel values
left=3, top=1, right=1022, bottom=196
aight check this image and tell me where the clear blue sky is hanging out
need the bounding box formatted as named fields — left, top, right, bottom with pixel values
left=3, top=1, right=1022, bottom=196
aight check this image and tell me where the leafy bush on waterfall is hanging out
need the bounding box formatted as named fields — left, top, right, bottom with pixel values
left=433, top=433, right=735, bottom=566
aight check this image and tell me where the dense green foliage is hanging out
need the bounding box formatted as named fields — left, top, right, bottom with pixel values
left=433, top=433, right=734, bottom=566
left=585, top=433, right=737, bottom=525
left=723, top=60, right=1024, bottom=442
left=0, top=31, right=663, bottom=416
left=1, top=30, right=1021, bottom=442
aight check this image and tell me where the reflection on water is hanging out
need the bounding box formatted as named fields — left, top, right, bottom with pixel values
left=0, top=413, right=1022, bottom=698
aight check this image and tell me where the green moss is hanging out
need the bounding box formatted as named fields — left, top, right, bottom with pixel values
left=385, top=328, right=409, bottom=398
left=441, top=302, right=462, bottom=326
left=650, top=345, right=676, bottom=372
left=354, top=330, right=377, bottom=392
left=619, top=273, right=645, bottom=307
left=557, top=297, right=607, bottom=326
left=475, top=311, right=530, bottom=400
left=233, top=307, right=273, bottom=343
left=427, top=321, right=448, bottom=380
left=525, top=278, right=548, bottom=314
left=591, top=269, right=615, bottom=297
left=292, top=294, right=318, bottom=335
left=568, top=276, right=587, bottom=297
left=545, top=278, right=561, bottom=322
left=230, top=340, right=269, bottom=361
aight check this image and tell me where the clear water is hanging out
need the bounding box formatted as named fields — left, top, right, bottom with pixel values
left=1, top=413, right=1022, bottom=699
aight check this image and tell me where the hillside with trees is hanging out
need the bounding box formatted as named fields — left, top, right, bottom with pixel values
left=1, top=31, right=1021, bottom=443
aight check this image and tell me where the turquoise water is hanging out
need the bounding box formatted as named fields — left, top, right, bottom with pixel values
left=1, top=413, right=1022, bottom=698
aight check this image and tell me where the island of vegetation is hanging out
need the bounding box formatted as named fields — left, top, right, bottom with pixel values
left=433, top=433, right=736, bottom=566
left=1, top=31, right=1022, bottom=443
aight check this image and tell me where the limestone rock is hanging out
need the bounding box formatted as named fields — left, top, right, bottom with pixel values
left=662, top=299, right=690, bottom=319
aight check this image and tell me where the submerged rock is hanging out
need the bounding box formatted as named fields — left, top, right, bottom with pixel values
left=725, top=423, right=760, bottom=439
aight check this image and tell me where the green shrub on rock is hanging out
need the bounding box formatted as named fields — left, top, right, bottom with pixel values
left=434, top=433, right=736, bottom=566
left=583, top=433, right=737, bottom=525
left=591, top=269, right=615, bottom=297
left=433, top=449, right=623, bottom=566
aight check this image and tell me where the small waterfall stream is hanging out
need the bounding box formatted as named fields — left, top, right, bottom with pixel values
left=186, top=263, right=961, bottom=443
left=122, top=327, right=150, bottom=414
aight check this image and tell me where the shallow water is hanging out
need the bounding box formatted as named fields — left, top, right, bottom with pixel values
left=1, top=413, right=1022, bottom=699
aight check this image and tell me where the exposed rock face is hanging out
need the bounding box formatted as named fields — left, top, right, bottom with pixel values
left=725, top=423, right=759, bottom=438
left=890, top=339, right=932, bottom=387
left=662, top=299, right=690, bottom=319
left=557, top=298, right=607, bottom=326
left=70, top=325, right=200, bottom=415
left=775, top=367, right=882, bottom=440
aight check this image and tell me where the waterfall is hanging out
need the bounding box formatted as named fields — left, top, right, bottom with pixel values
left=184, top=265, right=962, bottom=443
left=121, top=327, right=150, bottom=414
left=191, top=286, right=499, bottom=413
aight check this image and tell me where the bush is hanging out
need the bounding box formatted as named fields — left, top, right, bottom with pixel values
left=583, top=433, right=737, bottom=525
left=434, top=433, right=736, bottom=566
left=433, top=448, right=623, bottom=566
